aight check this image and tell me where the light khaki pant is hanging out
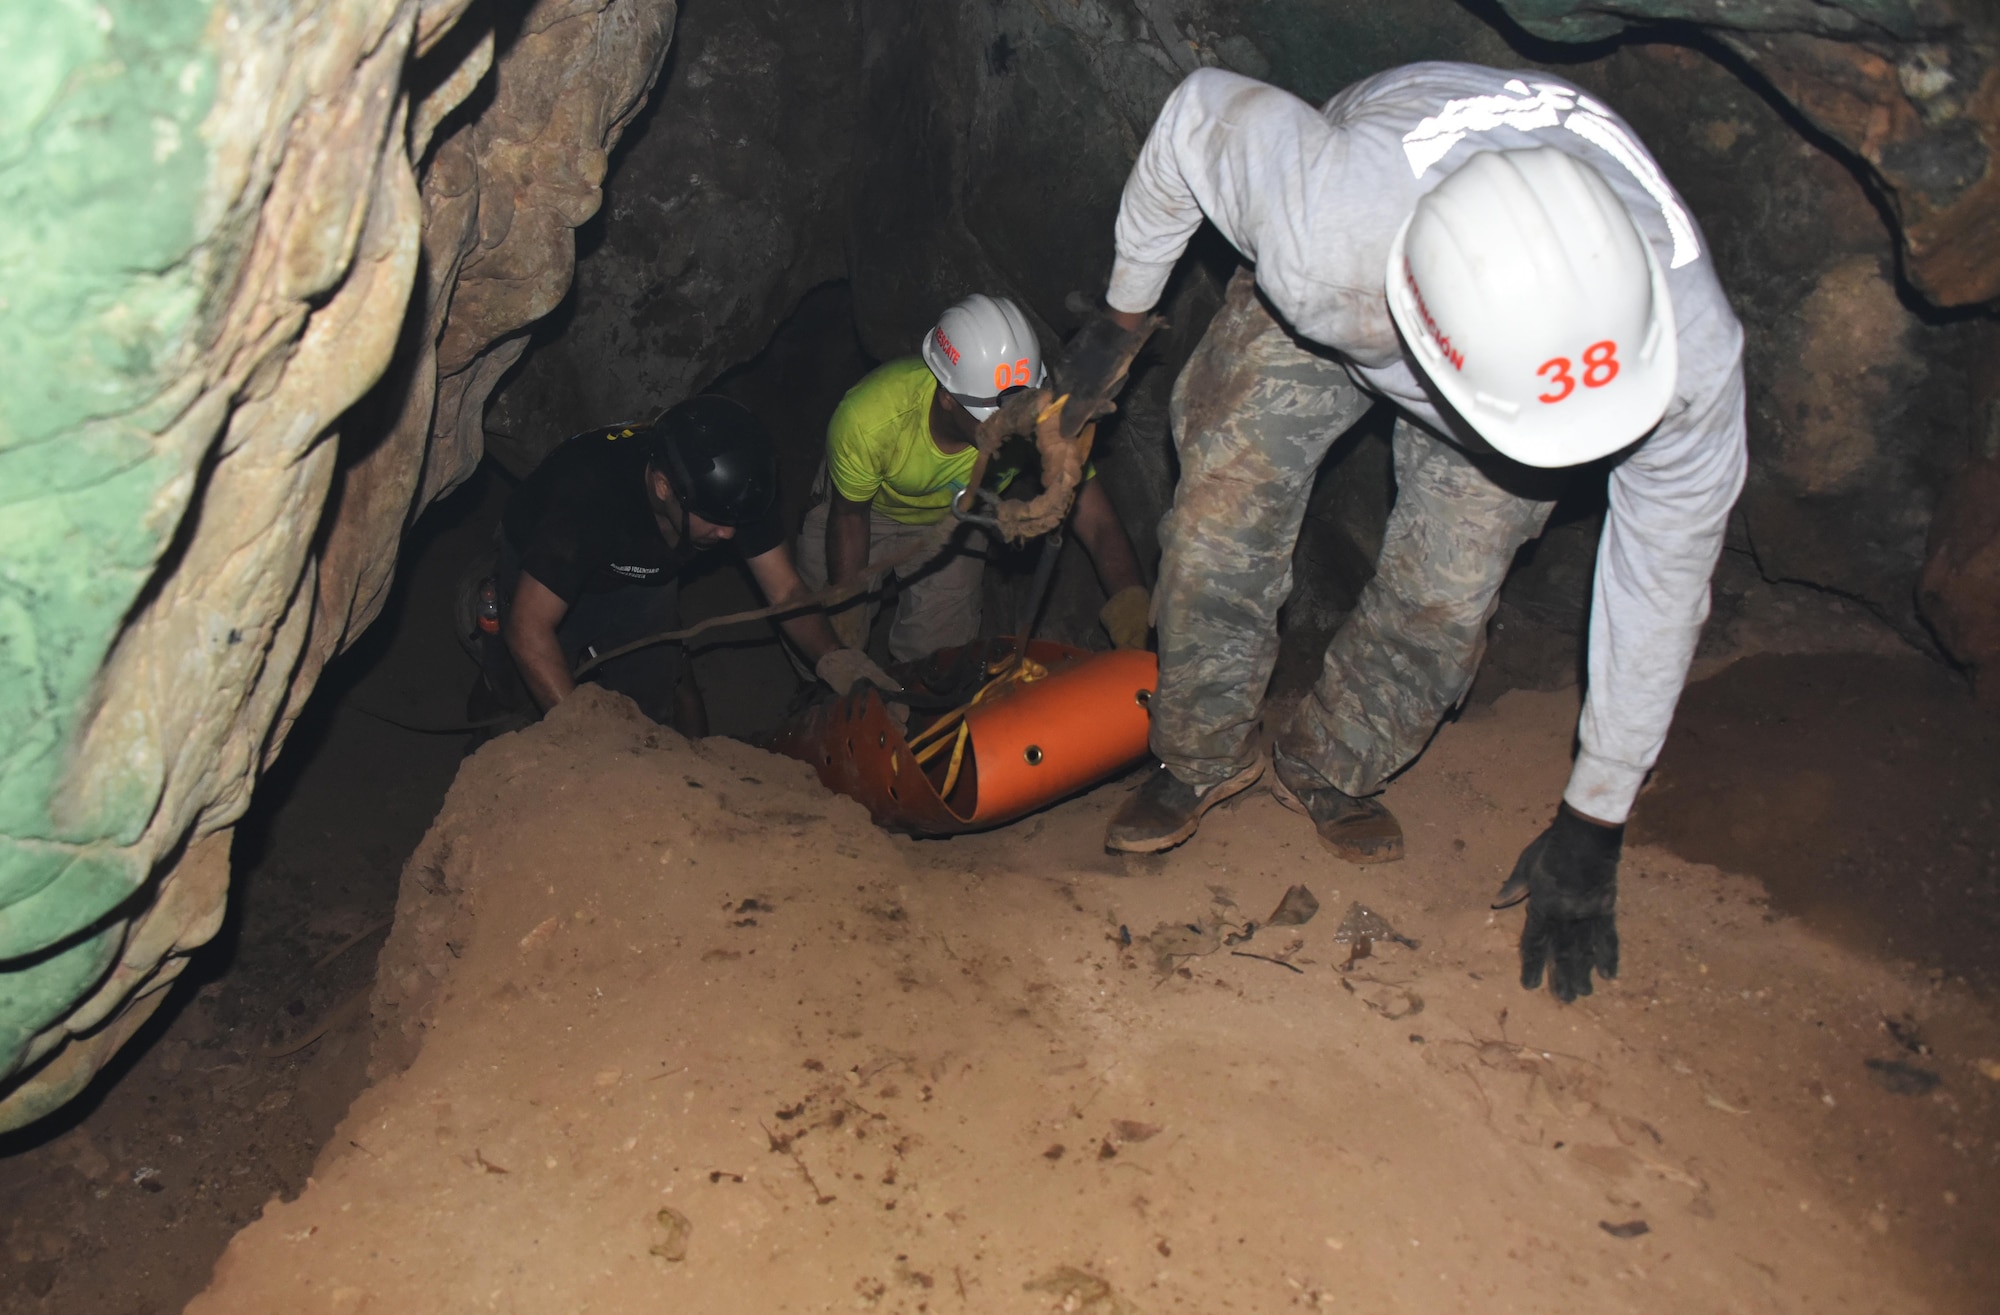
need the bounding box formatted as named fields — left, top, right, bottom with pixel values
left=795, top=500, right=990, bottom=664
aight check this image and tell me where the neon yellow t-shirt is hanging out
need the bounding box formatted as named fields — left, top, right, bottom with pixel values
left=825, top=358, right=1012, bottom=525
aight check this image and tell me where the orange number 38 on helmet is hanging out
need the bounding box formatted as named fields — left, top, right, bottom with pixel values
left=1386, top=147, right=1678, bottom=469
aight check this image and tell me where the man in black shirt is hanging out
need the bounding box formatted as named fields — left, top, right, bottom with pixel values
left=485, top=396, right=892, bottom=733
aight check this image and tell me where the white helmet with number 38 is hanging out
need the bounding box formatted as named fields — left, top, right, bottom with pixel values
left=920, top=293, right=1046, bottom=422
left=1386, top=147, right=1678, bottom=469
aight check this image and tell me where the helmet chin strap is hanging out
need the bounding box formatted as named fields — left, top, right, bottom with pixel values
left=670, top=485, right=692, bottom=547
left=649, top=463, right=692, bottom=548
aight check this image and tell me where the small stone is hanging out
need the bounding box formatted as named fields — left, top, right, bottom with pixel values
left=651, top=1206, right=693, bottom=1262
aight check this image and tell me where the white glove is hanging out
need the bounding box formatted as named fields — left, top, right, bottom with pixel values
left=814, top=647, right=898, bottom=694
left=815, top=649, right=908, bottom=730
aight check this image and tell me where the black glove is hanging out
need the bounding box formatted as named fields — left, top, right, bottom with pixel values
left=1050, top=310, right=1158, bottom=440
left=1494, top=804, right=1622, bottom=1003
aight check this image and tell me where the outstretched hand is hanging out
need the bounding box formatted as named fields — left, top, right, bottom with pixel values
left=813, top=648, right=908, bottom=730
left=1495, top=804, right=1622, bottom=1002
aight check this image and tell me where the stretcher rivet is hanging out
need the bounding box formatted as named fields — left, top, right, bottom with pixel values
left=1135, top=689, right=1151, bottom=707
left=878, top=732, right=887, bottom=749
left=1024, top=745, right=1044, bottom=767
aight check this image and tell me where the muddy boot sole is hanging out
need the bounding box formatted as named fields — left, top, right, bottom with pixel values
left=1268, top=774, right=1406, bottom=865
left=1105, top=757, right=1268, bottom=855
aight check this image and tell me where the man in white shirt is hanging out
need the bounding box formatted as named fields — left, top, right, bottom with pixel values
left=1095, top=64, right=1748, bottom=1002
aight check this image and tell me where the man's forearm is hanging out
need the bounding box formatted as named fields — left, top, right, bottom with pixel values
left=1567, top=366, right=1749, bottom=824
left=743, top=542, right=849, bottom=665
left=507, top=624, right=574, bottom=711
left=826, top=499, right=872, bottom=586
left=777, top=609, right=843, bottom=664
left=1071, top=480, right=1144, bottom=595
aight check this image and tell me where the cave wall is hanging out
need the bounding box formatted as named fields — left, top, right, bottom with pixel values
left=1480, top=39, right=1987, bottom=659
left=1496, top=0, right=2000, bottom=308
left=0, top=0, right=675, bottom=1131
left=1921, top=322, right=2000, bottom=703
left=484, top=0, right=862, bottom=469
left=1495, top=0, right=2000, bottom=696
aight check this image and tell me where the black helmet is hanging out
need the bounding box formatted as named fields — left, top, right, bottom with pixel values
left=650, top=395, right=777, bottom=526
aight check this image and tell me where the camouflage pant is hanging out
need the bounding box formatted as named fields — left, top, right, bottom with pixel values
left=1155, top=270, right=1557, bottom=793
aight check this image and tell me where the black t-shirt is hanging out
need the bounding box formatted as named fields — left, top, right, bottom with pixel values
left=501, top=424, right=786, bottom=603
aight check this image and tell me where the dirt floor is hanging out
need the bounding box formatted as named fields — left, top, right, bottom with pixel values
left=170, top=679, right=1999, bottom=1314
left=5, top=559, right=1998, bottom=1313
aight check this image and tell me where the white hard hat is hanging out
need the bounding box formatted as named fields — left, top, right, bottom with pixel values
left=920, top=293, right=1046, bottom=421
left=1385, top=147, right=1678, bottom=469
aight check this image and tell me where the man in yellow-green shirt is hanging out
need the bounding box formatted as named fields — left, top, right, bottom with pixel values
left=795, top=294, right=1148, bottom=663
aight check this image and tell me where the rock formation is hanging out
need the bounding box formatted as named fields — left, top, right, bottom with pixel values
left=1491, top=0, right=2000, bottom=687
left=1920, top=324, right=2000, bottom=705
left=0, top=0, right=674, bottom=1131
left=1495, top=0, right=2000, bottom=307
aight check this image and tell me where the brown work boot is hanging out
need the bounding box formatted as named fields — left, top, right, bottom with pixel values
left=1104, top=758, right=1266, bottom=854
left=1269, top=758, right=1404, bottom=864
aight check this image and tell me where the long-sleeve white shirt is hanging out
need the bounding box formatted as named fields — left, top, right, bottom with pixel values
left=1109, top=64, right=1748, bottom=824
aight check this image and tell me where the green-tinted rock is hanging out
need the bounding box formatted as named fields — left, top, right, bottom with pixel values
left=0, top=0, right=213, bottom=1089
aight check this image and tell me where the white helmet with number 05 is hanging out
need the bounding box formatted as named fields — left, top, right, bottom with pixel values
left=920, top=293, right=1046, bottom=422
left=1385, top=146, right=1677, bottom=469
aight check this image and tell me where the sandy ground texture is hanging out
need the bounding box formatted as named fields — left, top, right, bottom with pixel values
left=186, top=686, right=2000, bottom=1314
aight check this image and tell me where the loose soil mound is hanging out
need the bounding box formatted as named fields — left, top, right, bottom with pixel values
left=189, top=687, right=2000, bottom=1313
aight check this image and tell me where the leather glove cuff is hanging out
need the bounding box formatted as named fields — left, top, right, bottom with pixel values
left=1551, top=802, right=1623, bottom=861
left=1533, top=804, right=1623, bottom=916
left=1495, top=804, right=1622, bottom=914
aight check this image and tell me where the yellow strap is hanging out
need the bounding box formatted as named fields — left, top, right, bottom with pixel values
left=937, top=721, right=974, bottom=799
left=906, top=654, right=1047, bottom=755
left=914, top=725, right=958, bottom=766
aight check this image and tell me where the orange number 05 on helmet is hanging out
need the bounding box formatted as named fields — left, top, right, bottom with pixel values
left=922, top=294, right=1047, bottom=422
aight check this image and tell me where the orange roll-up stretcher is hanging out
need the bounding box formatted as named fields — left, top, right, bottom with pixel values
left=766, top=640, right=1157, bottom=835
